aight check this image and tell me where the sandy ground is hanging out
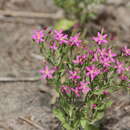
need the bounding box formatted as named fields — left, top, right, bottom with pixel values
left=0, top=0, right=130, bottom=130
left=0, top=0, right=58, bottom=130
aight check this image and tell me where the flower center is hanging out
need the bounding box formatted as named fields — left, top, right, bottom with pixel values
left=37, top=33, right=41, bottom=39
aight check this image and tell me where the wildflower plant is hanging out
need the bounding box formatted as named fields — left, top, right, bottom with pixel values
left=32, top=28, right=130, bottom=130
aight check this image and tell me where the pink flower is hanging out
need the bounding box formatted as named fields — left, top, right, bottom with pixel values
left=69, top=33, right=82, bottom=47
left=93, top=32, right=108, bottom=45
left=103, top=90, right=110, bottom=95
left=92, top=104, right=97, bottom=109
left=100, top=57, right=112, bottom=67
left=97, top=48, right=107, bottom=57
left=61, top=86, right=71, bottom=94
left=86, top=65, right=100, bottom=81
left=50, top=42, right=58, bottom=50
left=92, top=48, right=107, bottom=62
left=122, top=46, right=130, bottom=56
left=71, top=87, right=80, bottom=97
left=69, top=71, right=80, bottom=80
left=32, top=30, right=44, bottom=43
left=73, top=54, right=87, bottom=65
left=107, top=48, right=117, bottom=62
left=53, top=30, right=68, bottom=44
left=39, top=66, right=55, bottom=79
left=114, top=61, right=125, bottom=74
left=78, top=81, right=91, bottom=94
left=88, top=50, right=94, bottom=55
left=119, top=75, right=128, bottom=81
left=93, top=48, right=116, bottom=67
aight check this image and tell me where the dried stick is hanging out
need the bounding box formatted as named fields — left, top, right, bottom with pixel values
left=31, top=53, right=45, bottom=61
left=19, top=116, right=43, bottom=130
left=0, top=77, right=40, bottom=82
left=0, top=17, right=44, bottom=25
left=0, top=10, right=63, bottom=19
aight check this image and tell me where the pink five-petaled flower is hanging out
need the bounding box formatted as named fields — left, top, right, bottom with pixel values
left=73, top=54, right=87, bottom=65
left=92, top=48, right=107, bottom=62
left=39, top=66, right=55, bottom=79
left=61, top=86, right=71, bottom=94
left=100, top=48, right=116, bottom=66
left=69, top=33, right=82, bottom=47
left=122, top=46, right=130, bottom=56
left=69, top=71, right=80, bottom=80
left=93, top=32, right=108, bottom=45
left=114, top=61, right=126, bottom=74
left=50, top=42, right=58, bottom=50
left=32, top=30, right=44, bottom=43
left=101, top=57, right=112, bottom=67
left=78, top=81, right=91, bottom=94
left=86, top=65, right=100, bottom=81
left=107, top=48, right=117, bottom=62
left=53, top=30, right=68, bottom=45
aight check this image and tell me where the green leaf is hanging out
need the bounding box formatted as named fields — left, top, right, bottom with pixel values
left=54, top=19, right=76, bottom=31
left=73, top=120, right=79, bottom=128
left=97, top=105, right=105, bottom=111
left=53, top=108, right=74, bottom=130
left=53, top=108, right=65, bottom=123
left=63, top=123, right=73, bottom=130
left=93, top=89, right=104, bottom=95
left=92, top=112, right=104, bottom=124
left=81, top=119, right=100, bottom=130
left=80, top=119, right=87, bottom=128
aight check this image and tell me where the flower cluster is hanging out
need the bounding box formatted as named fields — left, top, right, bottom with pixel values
left=93, top=48, right=117, bottom=67
left=32, top=28, right=82, bottom=48
left=54, top=30, right=68, bottom=45
left=34, top=29, right=129, bottom=96
left=61, top=81, right=91, bottom=97
left=33, top=28, right=130, bottom=129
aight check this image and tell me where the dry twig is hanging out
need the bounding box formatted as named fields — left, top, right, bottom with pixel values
left=19, top=116, right=43, bottom=130
left=0, top=77, right=40, bottom=82
left=0, top=10, right=63, bottom=19
left=31, top=53, right=45, bottom=61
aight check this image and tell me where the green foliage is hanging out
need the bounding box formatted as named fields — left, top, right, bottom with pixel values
left=54, top=0, right=106, bottom=25
left=54, top=19, right=76, bottom=30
